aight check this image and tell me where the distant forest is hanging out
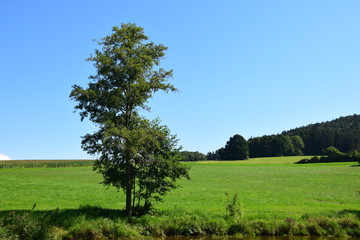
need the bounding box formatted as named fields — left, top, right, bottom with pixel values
left=182, top=114, right=360, bottom=161
left=282, top=114, right=360, bottom=155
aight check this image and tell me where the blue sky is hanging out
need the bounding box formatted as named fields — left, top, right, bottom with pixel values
left=1, top=1, right=359, bottom=159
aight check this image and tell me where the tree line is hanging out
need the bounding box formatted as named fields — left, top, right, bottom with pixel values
left=206, top=134, right=304, bottom=160
left=191, top=114, right=360, bottom=161
left=283, top=114, right=360, bottom=155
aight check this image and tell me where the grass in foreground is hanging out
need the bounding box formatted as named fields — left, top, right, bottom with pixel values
left=0, top=206, right=359, bottom=239
left=0, top=157, right=359, bottom=239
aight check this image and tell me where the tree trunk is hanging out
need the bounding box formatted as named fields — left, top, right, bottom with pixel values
left=125, top=161, right=132, bottom=216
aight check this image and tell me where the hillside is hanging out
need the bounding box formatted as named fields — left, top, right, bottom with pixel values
left=282, top=114, right=360, bottom=155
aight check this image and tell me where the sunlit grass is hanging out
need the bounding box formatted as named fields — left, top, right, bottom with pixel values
left=0, top=157, right=359, bottom=220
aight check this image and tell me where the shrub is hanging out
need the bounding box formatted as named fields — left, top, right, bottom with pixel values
left=306, top=222, right=325, bottom=236
left=202, top=218, right=228, bottom=235
left=63, top=217, right=138, bottom=240
left=0, top=225, right=9, bottom=239
left=228, top=220, right=252, bottom=235
left=225, top=193, right=243, bottom=219
left=325, top=146, right=345, bottom=159
left=316, top=217, right=341, bottom=236
left=338, top=214, right=360, bottom=236
left=297, top=147, right=360, bottom=164
left=2, top=212, right=49, bottom=240
left=250, top=220, right=273, bottom=235
left=163, top=216, right=204, bottom=236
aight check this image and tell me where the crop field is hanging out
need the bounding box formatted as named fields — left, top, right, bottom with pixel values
left=1, top=157, right=359, bottom=219
left=0, top=160, right=94, bottom=169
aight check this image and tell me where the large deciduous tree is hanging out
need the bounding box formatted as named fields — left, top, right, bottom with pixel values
left=70, top=23, right=189, bottom=216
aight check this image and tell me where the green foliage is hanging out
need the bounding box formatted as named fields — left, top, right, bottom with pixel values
left=248, top=134, right=304, bottom=158
left=2, top=208, right=359, bottom=238
left=0, top=223, right=8, bottom=240
left=63, top=217, right=138, bottom=240
left=133, top=123, right=190, bottom=214
left=225, top=193, right=243, bottom=219
left=222, top=134, right=249, bottom=160
left=1, top=212, right=49, bottom=240
left=291, top=135, right=305, bottom=155
left=180, top=151, right=206, bottom=161
left=210, top=134, right=248, bottom=160
left=206, top=150, right=219, bottom=160
left=325, top=146, right=345, bottom=159
left=70, top=23, right=189, bottom=215
left=284, top=114, right=360, bottom=155
left=297, top=146, right=360, bottom=164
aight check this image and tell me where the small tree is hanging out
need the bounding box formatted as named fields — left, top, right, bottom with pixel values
left=225, top=193, right=243, bottom=219
left=70, top=23, right=189, bottom=216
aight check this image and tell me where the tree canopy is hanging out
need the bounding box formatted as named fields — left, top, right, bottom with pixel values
left=70, top=23, right=189, bottom=216
left=283, top=114, right=360, bottom=155
left=248, top=134, right=304, bottom=158
left=208, top=134, right=248, bottom=160
left=180, top=151, right=207, bottom=161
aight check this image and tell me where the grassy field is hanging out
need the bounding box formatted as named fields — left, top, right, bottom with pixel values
left=0, top=156, right=359, bottom=218
left=0, top=157, right=359, bottom=239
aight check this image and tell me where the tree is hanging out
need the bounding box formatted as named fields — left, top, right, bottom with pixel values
left=220, top=134, right=248, bottom=160
left=70, top=23, right=189, bottom=216
left=324, top=146, right=345, bottom=159
left=291, top=135, right=305, bottom=155
left=180, top=151, right=206, bottom=161
left=207, top=151, right=220, bottom=160
left=248, top=134, right=299, bottom=158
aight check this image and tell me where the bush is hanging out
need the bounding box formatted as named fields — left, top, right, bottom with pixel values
left=63, top=217, right=138, bottom=240
left=0, top=225, right=9, bottom=239
left=228, top=220, right=251, bottom=235
left=296, top=156, right=321, bottom=164
left=225, top=193, right=243, bottom=219
left=2, top=212, right=49, bottom=240
left=316, top=217, right=341, bottom=236
left=162, top=216, right=204, bottom=236
left=201, top=218, right=228, bottom=235
left=338, top=214, right=360, bottom=236
left=296, top=147, right=360, bottom=164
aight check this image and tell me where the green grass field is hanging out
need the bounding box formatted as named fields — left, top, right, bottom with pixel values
left=1, top=156, right=359, bottom=219
left=1, top=157, right=359, bottom=238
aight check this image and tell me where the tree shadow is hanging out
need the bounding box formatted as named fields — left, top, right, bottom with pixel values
left=0, top=205, right=126, bottom=227
left=350, top=164, right=360, bottom=167
left=338, top=209, right=360, bottom=218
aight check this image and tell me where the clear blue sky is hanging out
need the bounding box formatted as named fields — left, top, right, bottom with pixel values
left=1, top=1, right=359, bottom=160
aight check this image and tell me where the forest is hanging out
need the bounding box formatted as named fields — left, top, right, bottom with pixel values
left=283, top=114, right=360, bottom=155
left=184, top=114, right=360, bottom=161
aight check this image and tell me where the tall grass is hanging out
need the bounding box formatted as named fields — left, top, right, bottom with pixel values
left=0, top=206, right=359, bottom=239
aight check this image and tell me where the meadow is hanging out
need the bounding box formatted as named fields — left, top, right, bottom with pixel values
left=0, top=157, right=359, bottom=239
